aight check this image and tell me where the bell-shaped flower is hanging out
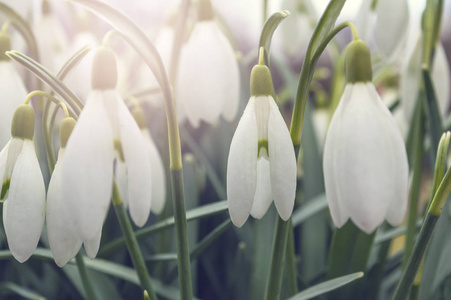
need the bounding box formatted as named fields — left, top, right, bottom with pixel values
left=227, top=61, right=296, bottom=227
left=323, top=40, right=409, bottom=234
left=46, top=117, right=83, bottom=266
left=401, top=36, right=450, bottom=123
left=132, top=106, right=167, bottom=214
left=0, top=31, right=28, bottom=148
left=61, top=47, right=152, bottom=247
left=176, top=0, right=240, bottom=127
left=1, top=104, right=45, bottom=263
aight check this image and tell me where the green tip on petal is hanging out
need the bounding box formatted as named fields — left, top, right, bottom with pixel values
left=250, top=64, right=273, bottom=96
left=91, top=46, right=118, bottom=90
left=345, top=39, right=373, bottom=83
left=0, top=33, right=10, bottom=61
left=132, top=105, right=147, bottom=129
left=60, top=117, right=76, bottom=148
left=11, top=104, right=35, bottom=140
left=258, top=139, right=269, bottom=157
left=1, top=178, right=10, bottom=201
left=114, top=139, right=125, bottom=162
left=197, top=0, right=214, bottom=21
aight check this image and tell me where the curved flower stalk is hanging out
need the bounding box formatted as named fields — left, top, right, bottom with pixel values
left=61, top=46, right=152, bottom=249
left=0, top=30, right=28, bottom=148
left=401, top=37, right=450, bottom=123
left=176, top=0, right=240, bottom=127
left=354, top=0, right=409, bottom=63
left=1, top=104, right=45, bottom=263
left=46, top=117, right=83, bottom=266
left=227, top=59, right=296, bottom=227
left=132, top=105, right=167, bottom=214
left=323, top=40, right=409, bottom=234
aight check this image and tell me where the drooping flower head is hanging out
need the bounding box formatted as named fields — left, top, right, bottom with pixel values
left=323, top=40, right=409, bottom=234
left=176, top=0, right=240, bottom=127
left=227, top=56, right=296, bottom=227
left=61, top=46, right=153, bottom=255
left=1, top=104, right=45, bottom=263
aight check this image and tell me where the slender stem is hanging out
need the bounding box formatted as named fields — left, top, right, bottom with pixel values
left=393, top=214, right=439, bottom=300
left=285, top=220, right=298, bottom=296
left=264, top=216, right=290, bottom=300
left=170, top=169, right=193, bottom=300
left=112, top=184, right=158, bottom=300
left=75, top=252, right=98, bottom=300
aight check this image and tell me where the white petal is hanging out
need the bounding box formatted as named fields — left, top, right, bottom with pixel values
left=353, top=0, right=376, bottom=44
left=62, top=90, right=114, bottom=241
left=1, top=138, right=24, bottom=201
left=47, top=149, right=82, bottom=267
left=0, top=62, right=28, bottom=148
left=142, top=129, right=166, bottom=214
left=375, top=0, right=409, bottom=62
left=84, top=229, right=102, bottom=259
left=3, top=140, right=45, bottom=263
left=227, top=97, right=258, bottom=227
left=0, top=139, right=11, bottom=202
left=116, top=94, right=152, bottom=227
left=250, top=158, right=272, bottom=219
left=432, top=43, right=450, bottom=119
left=326, top=83, right=408, bottom=233
left=177, top=21, right=239, bottom=127
left=268, top=97, right=296, bottom=220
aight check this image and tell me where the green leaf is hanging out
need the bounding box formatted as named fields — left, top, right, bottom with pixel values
left=292, top=194, right=328, bottom=227
left=99, top=200, right=228, bottom=256
left=258, top=10, right=290, bottom=66
left=0, top=282, right=46, bottom=300
left=287, top=272, right=364, bottom=300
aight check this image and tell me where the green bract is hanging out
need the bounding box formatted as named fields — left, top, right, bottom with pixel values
left=132, top=105, right=146, bottom=129
left=250, top=64, right=273, bottom=97
left=59, top=117, right=76, bottom=148
left=91, top=46, right=118, bottom=90
left=345, top=39, right=372, bottom=83
left=197, top=0, right=214, bottom=22
left=11, top=104, right=34, bottom=140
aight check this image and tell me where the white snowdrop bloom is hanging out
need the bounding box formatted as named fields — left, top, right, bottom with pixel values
left=61, top=47, right=152, bottom=244
left=0, top=32, right=28, bottom=148
left=1, top=104, right=45, bottom=263
left=46, top=118, right=82, bottom=267
left=132, top=106, right=167, bottom=214
left=401, top=37, right=450, bottom=123
left=227, top=62, right=296, bottom=227
left=323, top=40, right=409, bottom=234
left=176, top=0, right=240, bottom=127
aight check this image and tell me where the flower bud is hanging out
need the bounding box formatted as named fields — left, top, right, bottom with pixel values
left=11, top=104, right=34, bottom=140
left=0, top=32, right=11, bottom=61
left=250, top=64, right=273, bottom=96
left=91, top=46, right=118, bottom=90
left=345, top=40, right=372, bottom=83
left=59, top=117, right=76, bottom=148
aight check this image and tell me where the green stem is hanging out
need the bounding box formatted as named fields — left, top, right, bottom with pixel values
left=170, top=169, right=193, bottom=300
left=112, top=184, right=158, bottom=300
left=264, top=216, right=290, bottom=300
left=403, top=98, right=424, bottom=268
left=285, top=220, right=298, bottom=296
left=392, top=213, right=439, bottom=300
left=75, top=252, right=98, bottom=300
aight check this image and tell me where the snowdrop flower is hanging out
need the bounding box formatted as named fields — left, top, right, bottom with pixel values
left=0, top=30, right=28, bottom=148
left=323, top=40, right=409, bottom=234
left=227, top=58, right=296, bottom=227
left=1, top=104, right=45, bottom=262
left=176, top=0, right=240, bottom=127
left=61, top=46, right=152, bottom=248
left=132, top=105, right=167, bottom=214
left=46, top=117, right=83, bottom=266
left=401, top=37, right=450, bottom=123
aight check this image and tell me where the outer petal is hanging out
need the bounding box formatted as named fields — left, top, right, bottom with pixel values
left=268, top=97, right=296, bottom=220
left=250, top=158, right=272, bottom=219
left=375, top=0, right=409, bottom=62
left=177, top=21, right=239, bottom=127
left=47, top=149, right=82, bottom=267
left=3, top=140, right=45, bottom=263
left=327, top=83, right=408, bottom=234
left=116, top=93, right=152, bottom=227
left=227, top=97, right=258, bottom=227
left=432, top=43, right=450, bottom=119
left=84, top=229, right=102, bottom=259
left=142, top=129, right=166, bottom=214
left=62, top=90, right=114, bottom=241
left=0, top=139, right=11, bottom=202
left=0, top=62, right=28, bottom=148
